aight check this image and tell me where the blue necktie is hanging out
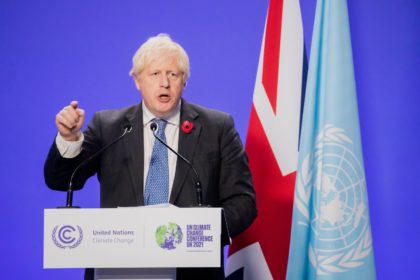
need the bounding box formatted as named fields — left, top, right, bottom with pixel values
left=144, top=119, right=169, bottom=205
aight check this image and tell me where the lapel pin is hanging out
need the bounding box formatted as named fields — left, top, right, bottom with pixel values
left=181, top=120, right=194, bottom=134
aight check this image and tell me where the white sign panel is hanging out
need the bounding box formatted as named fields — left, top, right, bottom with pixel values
left=44, top=207, right=221, bottom=268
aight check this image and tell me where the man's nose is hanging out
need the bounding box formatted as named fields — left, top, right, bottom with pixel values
left=160, top=74, right=170, bottom=88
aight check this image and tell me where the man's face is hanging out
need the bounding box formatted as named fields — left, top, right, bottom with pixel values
left=134, top=53, right=185, bottom=118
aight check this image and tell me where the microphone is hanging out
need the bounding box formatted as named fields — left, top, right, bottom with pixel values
left=59, top=124, right=133, bottom=208
left=150, top=121, right=203, bottom=207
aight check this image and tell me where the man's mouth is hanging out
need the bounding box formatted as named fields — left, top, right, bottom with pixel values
left=158, top=93, right=170, bottom=101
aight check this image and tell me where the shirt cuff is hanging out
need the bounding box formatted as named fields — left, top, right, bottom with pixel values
left=55, top=133, right=84, bottom=158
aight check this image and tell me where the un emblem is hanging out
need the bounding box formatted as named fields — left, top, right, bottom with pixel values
left=52, top=225, right=83, bottom=249
left=295, top=125, right=372, bottom=275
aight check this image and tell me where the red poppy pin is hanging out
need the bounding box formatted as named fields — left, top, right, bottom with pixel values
left=181, top=120, right=194, bottom=134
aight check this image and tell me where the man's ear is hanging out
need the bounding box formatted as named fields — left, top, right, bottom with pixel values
left=133, top=76, right=141, bottom=91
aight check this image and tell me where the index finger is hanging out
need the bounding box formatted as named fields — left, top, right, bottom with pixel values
left=70, top=100, right=79, bottom=109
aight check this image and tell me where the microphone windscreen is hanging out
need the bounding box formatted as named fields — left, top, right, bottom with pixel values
left=123, top=124, right=133, bottom=133
left=150, top=122, right=158, bottom=131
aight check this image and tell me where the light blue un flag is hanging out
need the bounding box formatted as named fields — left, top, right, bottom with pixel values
left=286, top=0, right=376, bottom=279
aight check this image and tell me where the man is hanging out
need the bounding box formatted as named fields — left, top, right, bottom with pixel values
left=44, top=34, right=256, bottom=279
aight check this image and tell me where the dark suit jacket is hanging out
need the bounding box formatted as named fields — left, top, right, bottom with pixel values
left=44, top=100, right=257, bottom=279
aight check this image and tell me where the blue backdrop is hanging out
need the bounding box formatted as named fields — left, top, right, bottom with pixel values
left=0, top=0, right=418, bottom=279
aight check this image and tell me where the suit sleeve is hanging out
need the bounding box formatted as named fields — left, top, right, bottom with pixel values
left=218, top=114, right=257, bottom=238
left=44, top=113, right=103, bottom=191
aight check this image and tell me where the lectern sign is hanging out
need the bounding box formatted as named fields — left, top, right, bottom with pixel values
left=44, top=207, right=221, bottom=268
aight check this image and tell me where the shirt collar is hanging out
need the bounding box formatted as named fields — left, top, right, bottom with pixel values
left=142, top=100, right=181, bottom=127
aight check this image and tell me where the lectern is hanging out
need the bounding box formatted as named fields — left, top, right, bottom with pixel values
left=44, top=206, right=222, bottom=277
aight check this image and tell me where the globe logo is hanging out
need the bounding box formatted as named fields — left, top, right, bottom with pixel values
left=295, top=125, right=372, bottom=274
left=155, top=223, right=183, bottom=250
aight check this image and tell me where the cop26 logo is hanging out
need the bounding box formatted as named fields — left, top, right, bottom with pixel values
left=52, top=225, right=83, bottom=249
left=295, top=125, right=372, bottom=275
left=155, top=223, right=183, bottom=250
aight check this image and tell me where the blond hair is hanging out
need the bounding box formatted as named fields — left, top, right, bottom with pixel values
left=129, top=33, right=190, bottom=81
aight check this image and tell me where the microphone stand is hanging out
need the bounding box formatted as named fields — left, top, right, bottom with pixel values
left=58, top=125, right=133, bottom=208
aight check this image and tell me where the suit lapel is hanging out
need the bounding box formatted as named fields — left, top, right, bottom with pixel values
left=170, top=101, right=201, bottom=204
left=123, top=104, right=144, bottom=206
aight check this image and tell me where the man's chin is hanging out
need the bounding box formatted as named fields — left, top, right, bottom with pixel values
left=154, top=107, right=176, bottom=118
